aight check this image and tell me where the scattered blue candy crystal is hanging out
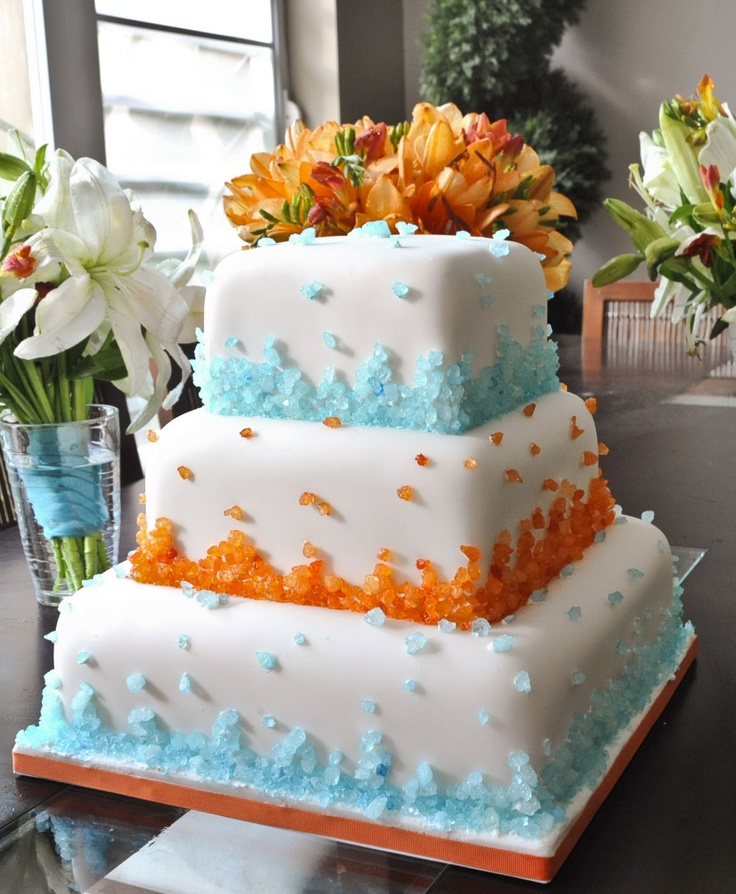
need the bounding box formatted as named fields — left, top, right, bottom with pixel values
left=361, top=699, right=377, bottom=714
left=364, top=607, right=386, bottom=627
left=300, top=280, right=323, bottom=300
left=627, top=568, right=645, bottom=580
left=571, top=670, right=586, bottom=687
left=492, top=634, right=516, bottom=653
left=179, top=673, right=192, bottom=694
left=391, top=280, right=409, bottom=298
left=262, top=715, right=276, bottom=728
left=177, top=634, right=191, bottom=650
left=405, top=632, right=427, bottom=654
left=403, top=679, right=416, bottom=692
left=514, top=671, right=532, bottom=693
left=566, top=606, right=582, bottom=621
left=471, top=618, right=492, bottom=637
left=256, top=651, right=278, bottom=670
left=322, top=331, right=337, bottom=349
left=477, top=710, right=490, bottom=726
left=608, top=591, right=624, bottom=606
left=126, top=674, right=146, bottom=693
left=76, top=651, right=92, bottom=665
left=293, top=631, right=306, bottom=645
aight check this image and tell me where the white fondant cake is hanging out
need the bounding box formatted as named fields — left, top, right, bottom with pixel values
left=16, top=231, right=694, bottom=875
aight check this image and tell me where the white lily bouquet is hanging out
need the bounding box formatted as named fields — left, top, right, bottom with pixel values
left=0, top=136, right=204, bottom=590
left=593, top=75, right=736, bottom=353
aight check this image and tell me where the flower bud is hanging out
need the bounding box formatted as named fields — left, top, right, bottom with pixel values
left=2, top=170, right=37, bottom=236
left=603, top=198, right=668, bottom=251
left=592, top=252, right=644, bottom=287
left=644, top=236, right=680, bottom=279
left=658, top=104, right=708, bottom=205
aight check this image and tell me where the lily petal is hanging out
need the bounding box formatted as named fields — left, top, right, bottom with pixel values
left=0, top=287, right=37, bottom=343
left=104, top=300, right=152, bottom=397
left=113, top=266, right=189, bottom=345
left=69, top=158, right=139, bottom=267
left=15, top=279, right=106, bottom=359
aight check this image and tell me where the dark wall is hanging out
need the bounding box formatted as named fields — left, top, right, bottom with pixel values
left=335, top=0, right=406, bottom=123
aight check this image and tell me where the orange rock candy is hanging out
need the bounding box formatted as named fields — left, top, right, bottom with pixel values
left=129, top=476, right=615, bottom=629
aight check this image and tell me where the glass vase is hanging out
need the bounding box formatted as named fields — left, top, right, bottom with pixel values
left=0, top=404, right=121, bottom=606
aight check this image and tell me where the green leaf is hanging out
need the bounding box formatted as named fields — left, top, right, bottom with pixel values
left=69, top=346, right=127, bottom=382
left=0, top=151, right=31, bottom=182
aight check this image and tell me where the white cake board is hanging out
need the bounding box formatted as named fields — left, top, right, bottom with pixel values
left=14, top=636, right=697, bottom=884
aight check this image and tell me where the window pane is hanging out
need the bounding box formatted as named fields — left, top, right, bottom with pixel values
left=97, top=20, right=278, bottom=267
left=94, top=0, right=273, bottom=43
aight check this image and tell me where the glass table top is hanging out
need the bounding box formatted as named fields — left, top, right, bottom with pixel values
left=0, top=788, right=445, bottom=894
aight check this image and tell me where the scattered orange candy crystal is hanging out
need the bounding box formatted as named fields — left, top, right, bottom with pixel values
left=505, top=468, right=523, bottom=483
left=177, top=465, right=192, bottom=480
left=146, top=429, right=159, bottom=442
left=463, top=457, right=478, bottom=469
left=461, top=544, right=481, bottom=562
left=529, top=443, right=541, bottom=456
left=542, top=478, right=559, bottom=491
left=323, top=416, right=342, bottom=428
left=377, top=547, right=392, bottom=561
left=224, top=505, right=244, bottom=520
left=490, top=432, right=504, bottom=445
left=302, top=541, right=317, bottom=558
left=582, top=451, right=598, bottom=467
left=138, top=492, right=146, bottom=504
left=239, top=427, right=254, bottom=439
left=299, top=492, right=317, bottom=506
left=560, top=382, right=568, bottom=392
left=598, top=442, right=610, bottom=456
left=397, top=485, right=414, bottom=501
left=585, top=397, right=598, bottom=414
left=317, top=501, right=332, bottom=516
left=523, top=403, right=536, bottom=417
left=570, top=416, right=584, bottom=439
left=415, top=453, right=430, bottom=466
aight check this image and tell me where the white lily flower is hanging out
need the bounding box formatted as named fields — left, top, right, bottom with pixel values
left=4, top=151, right=202, bottom=429
left=638, top=132, right=681, bottom=211
left=700, top=103, right=736, bottom=186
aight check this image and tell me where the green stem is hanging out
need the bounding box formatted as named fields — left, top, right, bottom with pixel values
left=11, top=354, right=56, bottom=423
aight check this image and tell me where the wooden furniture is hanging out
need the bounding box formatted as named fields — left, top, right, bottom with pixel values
left=581, top=279, right=728, bottom=378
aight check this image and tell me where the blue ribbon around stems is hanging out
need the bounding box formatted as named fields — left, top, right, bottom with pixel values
left=20, top=424, right=108, bottom=539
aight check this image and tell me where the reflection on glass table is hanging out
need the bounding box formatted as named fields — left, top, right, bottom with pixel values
left=0, top=790, right=183, bottom=894
left=0, top=789, right=444, bottom=894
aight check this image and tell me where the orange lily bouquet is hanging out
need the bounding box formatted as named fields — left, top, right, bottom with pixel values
left=224, top=102, right=576, bottom=293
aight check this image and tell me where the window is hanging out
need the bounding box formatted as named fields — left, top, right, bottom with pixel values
left=94, top=0, right=287, bottom=267
left=16, top=0, right=286, bottom=268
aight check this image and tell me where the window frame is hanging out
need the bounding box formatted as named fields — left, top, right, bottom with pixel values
left=23, top=0, right=287, bottom=162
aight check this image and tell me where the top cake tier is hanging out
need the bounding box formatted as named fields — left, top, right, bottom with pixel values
left=193, top=231, right=560, bottom=433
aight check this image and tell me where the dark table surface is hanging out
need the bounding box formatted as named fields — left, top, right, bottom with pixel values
left=1, top=335, right=735, bottom=892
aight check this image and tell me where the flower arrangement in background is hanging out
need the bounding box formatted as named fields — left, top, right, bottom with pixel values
left=0, top=138, right=204, bottom=429
left=224, top=102, right=577, bottom=293
left=594, top=75, right=736, bottom=353
left=0, top=135, right=204, bottom=589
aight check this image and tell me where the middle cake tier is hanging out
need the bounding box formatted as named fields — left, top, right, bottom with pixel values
left=137, top=389, right=612, bottom=626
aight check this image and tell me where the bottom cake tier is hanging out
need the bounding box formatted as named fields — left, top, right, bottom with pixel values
left=15, top=516, right=695, bottom=881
